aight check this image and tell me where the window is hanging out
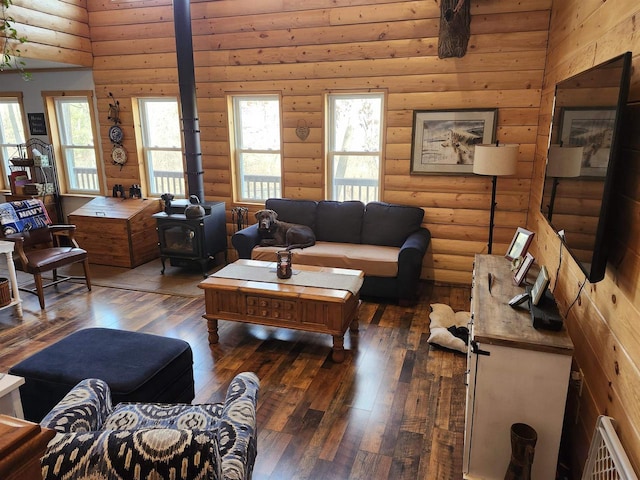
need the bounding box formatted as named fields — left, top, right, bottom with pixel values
left=138, top=98, right=184, bottom=197
left=0, top=96, right=27, bottom=190
left=231, top=95, right=282, bottom=202
left=50, top=95, right=101, bottom=193
left=327, top=93, right=384, bottom=202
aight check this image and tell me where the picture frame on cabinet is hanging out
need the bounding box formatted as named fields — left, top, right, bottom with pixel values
left=505, top=227, right=534, bottom=261
left=530, top=266, right=550, bottom=306
left=513, top=252, right=535, bottom=286
left=410, top=108, right=497, bottom=174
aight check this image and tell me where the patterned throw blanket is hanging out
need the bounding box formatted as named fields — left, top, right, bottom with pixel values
left=0, top=199, right=51, bottom=235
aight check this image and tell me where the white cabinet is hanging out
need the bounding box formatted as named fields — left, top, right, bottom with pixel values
left=463, top=255, right=573, bottom=480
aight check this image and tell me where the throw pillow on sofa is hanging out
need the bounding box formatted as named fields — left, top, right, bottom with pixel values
left=361, top=202, right=424, bottom=247
left=315, top=200, right=364, bottom=243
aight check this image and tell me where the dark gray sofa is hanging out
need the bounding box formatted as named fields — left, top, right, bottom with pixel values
left=231, top=198, right=431, bottom=305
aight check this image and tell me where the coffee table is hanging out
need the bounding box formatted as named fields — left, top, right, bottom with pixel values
left=199, top=259, right=364, bottom=362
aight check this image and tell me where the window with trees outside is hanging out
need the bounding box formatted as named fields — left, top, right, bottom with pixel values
left=327, top=93, right=384, bottom=203
left=138, top=98, right=185, bottom=197
left=231, top=95, right=282, bottom=202
left=0, top=96, right=27, bottom=190
left=51, top=95, right=101, bottom=193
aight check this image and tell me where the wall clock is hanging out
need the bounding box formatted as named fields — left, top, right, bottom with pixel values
left=111, top=144, right=127, bottom=167
left=109, top=125, right=124, bottom=144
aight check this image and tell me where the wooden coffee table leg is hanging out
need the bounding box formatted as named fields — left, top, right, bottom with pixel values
left=331, top=335, right=345, bottom=363
left=207, top=318, right=219, bottom=344
left=349, top=316, right=359, bottom=332
left=349, top=300, right=360, bottom=332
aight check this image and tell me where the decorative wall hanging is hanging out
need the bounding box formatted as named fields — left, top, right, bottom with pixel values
left=108, top=92, right=121, bottom=124
left=438, top=0, right=471, bottom=59
left=111, top=144, right=127, bottom=167
left=296, top=120, right=310, bottom=141
left=410, top=109, right=497, bottom=174
left=107, top=92, right=126, bottom=169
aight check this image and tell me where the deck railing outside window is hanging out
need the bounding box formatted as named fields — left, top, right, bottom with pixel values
left=70, top=171, right=377, bottom=202
left=333, top=178, right=378, bottom=203
left=153, top=170, right=185, bottom=196
left=72, top=169, right=185, bottom=197
left=73, top=167, right=99, bottom=192
left=242, top=175, right=281, bottom=200
left=241, top=175, right=377, bottom=203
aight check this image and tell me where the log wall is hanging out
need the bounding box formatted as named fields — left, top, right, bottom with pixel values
left=86, top=0, right=551, bottom=284
left=4, top=0, right=640, bottom=474
left=10, top=0, right=92, bottom=67
left=528, top=0, right=640, bottom=474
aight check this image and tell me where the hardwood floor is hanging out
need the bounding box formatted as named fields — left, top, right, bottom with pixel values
left=0, top=279, right=471, bottom=479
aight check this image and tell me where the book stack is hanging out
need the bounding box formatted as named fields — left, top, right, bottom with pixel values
left=23, top=183, right=54, bottom=195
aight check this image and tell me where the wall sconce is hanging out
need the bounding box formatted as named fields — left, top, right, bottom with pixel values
left=545, top=144, right=583, bottom=221
left=473, top=143, right=519, bottom=254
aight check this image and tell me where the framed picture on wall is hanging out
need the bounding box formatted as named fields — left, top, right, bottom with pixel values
left=410, top=109, right=497, bottom=174
left=559, top=107, right=616, bottom=177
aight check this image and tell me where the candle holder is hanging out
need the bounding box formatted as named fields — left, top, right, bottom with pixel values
left=276, top=250, right=293, bottom=279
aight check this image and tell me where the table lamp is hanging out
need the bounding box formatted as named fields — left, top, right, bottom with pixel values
left=545, top=144, right=583, bottom=221
left=473, top=142, right=519, bottom=254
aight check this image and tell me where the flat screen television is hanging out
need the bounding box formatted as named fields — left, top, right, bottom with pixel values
left=540, top=52, right=632, bottom=283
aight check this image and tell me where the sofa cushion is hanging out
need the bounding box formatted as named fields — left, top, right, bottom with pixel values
left=315, top=200, right=364, bottom=243
left=265, top=198, right=317, bottom=230
left=252, top=241, right=399, bottom=277
left=361, top=202, right=424, bottom=247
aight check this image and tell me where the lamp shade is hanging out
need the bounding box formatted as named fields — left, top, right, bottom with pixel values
left=473, top=144, right=519, bottom=176
left=546, top=145, right=583, bottom=177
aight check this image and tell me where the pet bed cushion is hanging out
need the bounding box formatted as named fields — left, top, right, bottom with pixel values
left=428, top=303, right=470, bottom=354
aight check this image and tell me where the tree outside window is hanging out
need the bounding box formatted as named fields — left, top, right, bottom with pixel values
left=54, top=96, right=100, bottom=193
left=0, top=97, right=26, bottom=190
left=231, top=95, right=282, bottom=202
left=138, top=98, right=184, bottom=197
left=328, top=93, right=384, bottom=202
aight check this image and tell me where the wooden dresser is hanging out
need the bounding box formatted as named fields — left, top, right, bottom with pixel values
left=0, top=415, right=54, bottom=480
left=463, top=254, right=574, bottom=480
left=68, top=197, right=162, bottom=268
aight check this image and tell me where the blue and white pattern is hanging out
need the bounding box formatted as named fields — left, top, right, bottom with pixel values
left=40, top=372, right=260, bottom=480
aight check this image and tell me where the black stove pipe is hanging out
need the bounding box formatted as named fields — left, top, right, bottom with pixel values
left=173, top=0, right=205, bottom=202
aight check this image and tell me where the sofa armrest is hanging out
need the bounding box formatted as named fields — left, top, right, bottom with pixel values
left=397, top=228, right=431, bottom=303
left=40, top=378, right=113, bottom=433
left=232, top=225, right=260, bottom=259
left=219, top=372, right=260, bottom=480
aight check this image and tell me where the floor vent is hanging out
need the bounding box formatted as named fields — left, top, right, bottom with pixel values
left=582, top=416, right=638, bottom=480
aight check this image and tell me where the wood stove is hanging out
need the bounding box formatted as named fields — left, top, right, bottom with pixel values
left=153, top=200, right=227, bottom=276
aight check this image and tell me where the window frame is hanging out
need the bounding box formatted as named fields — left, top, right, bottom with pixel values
left=326, top=91, right=385, bottom=203
left=0, top=93, right=28, bottom=191
left=136, top=97, right=185, bottom=198
left=44, top=91, right=104, bottom=195
left=229, top=94, right=283, bottom=204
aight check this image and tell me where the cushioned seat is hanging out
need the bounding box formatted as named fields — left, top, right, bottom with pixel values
left=252, top=241, right=400, bottom=277
left=9, top=328, right=194, bottom=422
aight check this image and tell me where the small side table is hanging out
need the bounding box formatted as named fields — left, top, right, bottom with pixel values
left=0, top=374, right=25, bottom=419
left=0, top=241, right=22, bottom=318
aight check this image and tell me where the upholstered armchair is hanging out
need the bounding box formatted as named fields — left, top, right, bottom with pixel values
left=0, top=199, right=91, bottom=309
left=40, top=373, right=260, bottom=480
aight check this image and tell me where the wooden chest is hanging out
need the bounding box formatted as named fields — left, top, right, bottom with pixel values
left=68, top=197, right=162, bottom=268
